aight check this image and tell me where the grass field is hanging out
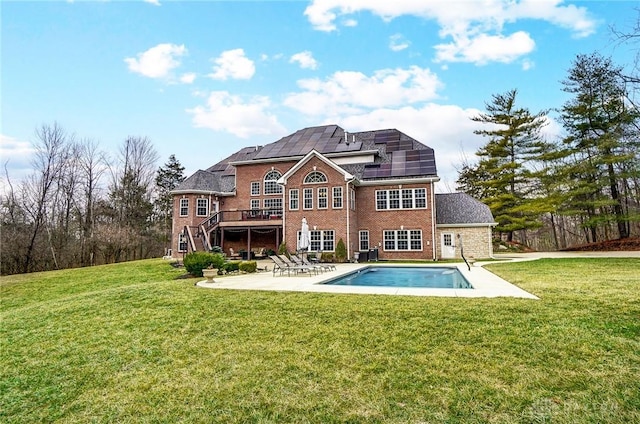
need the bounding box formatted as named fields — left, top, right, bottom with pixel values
left=1, top=258, right=639, bottom=423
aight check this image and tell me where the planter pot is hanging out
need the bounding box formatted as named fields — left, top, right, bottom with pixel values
left=202, top=268, right=218, bottom=282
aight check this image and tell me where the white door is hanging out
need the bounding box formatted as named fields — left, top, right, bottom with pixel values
left=441, top=233, right=456, bottom=259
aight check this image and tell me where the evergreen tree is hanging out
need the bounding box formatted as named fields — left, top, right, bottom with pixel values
left=559, top=52, right=640, bottom=241
left=155, top=154, right=185, bottom=248
left=459, top=89, right=549, bottom=242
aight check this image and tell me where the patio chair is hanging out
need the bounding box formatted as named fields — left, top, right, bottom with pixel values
left=269, top=255, right=311, bottom=276
left=299, top=254, right=336, bottom=271
left=228, top=248, right=241, bottom=260
left=277, top=254, right=318, bottom=276
left=290, top=254, right=326, bottom=273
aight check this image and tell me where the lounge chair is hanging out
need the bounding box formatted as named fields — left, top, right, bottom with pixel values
left=298, top=254, right=336, bottom=271
left=290, top=254, right=326, bottom=273
left=277, top=254, right=318, bottom=276
left=228, top=248, right=241, bottom=260
left=269, top=255, right=313, bottom=276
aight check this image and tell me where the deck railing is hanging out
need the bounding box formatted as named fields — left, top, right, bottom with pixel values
left=198, top=208, right=283, bottom=229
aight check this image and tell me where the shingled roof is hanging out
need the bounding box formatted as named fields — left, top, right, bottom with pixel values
left=436, top=193, right=496, bottom=225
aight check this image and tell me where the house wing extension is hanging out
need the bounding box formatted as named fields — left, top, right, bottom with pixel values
left=436, top=193, right=496, bottom=225
left=171, top=170, right=227, bottom=194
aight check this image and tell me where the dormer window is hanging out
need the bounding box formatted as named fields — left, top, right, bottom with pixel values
left=264, top=170, right=283, bottom=194
left=304, top=171, right=327, bottom=184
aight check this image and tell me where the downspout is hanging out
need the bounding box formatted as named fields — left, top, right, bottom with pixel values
left=280, top=181, right=286, bottom=249
left=431, top=180, right=437, bottom=260
left=345, top=177, right=355, bottom=262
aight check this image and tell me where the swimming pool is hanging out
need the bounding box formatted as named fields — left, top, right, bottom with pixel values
left=323, top=266, right=473, bottom=289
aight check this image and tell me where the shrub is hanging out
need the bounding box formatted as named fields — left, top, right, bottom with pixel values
left=223, top=260, right=241, bottom=273
left=335, top=238, right=347, bottom=262
left=183, top=252, right=225, bottom=277
left=239, top=261, right=257, bottom=273
left=210, top=245, right=223, bottom=253
left=278, top=242, right=289, bottom=258
left=320, top=252, right=335, bottom=263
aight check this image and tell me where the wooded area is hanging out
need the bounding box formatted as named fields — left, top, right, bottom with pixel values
left=1, top=127, right=184, bottom=275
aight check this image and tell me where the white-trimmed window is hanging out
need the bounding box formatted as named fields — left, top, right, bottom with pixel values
left=303, top=188, right=313, bottom=210
left=304, top=171, right=327, bottom=184
left=264, top=170, right=282, bottom=195
left=376, top=188, right=427, bottom=210
left=350, top=189, right=356, bottom=210
left=289, top=189, right=299, bottom=210
left=178, top=232, right=188, bottom=252
left=196, top=198, right=209, bottom=216
left=264, top=198, right=282, bottom=212
left=310, top=230, right=335, bottom=251
left=251, top=181, right=260, bottom=196
left=318, top=187, right=328, bottom=209
left=383, top=229, right=422, bottom=251
left=359, top=230, right=369, bottom=251
left=250, top=199, right=260, bottom=210
left=332, top=187, right=343, bottom=209
left=179, top=198, right=189, bottom=217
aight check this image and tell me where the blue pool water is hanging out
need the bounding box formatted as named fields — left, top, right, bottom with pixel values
left=324, top=266, right=472, bottom=289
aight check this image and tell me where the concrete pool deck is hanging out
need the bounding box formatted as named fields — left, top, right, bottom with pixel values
left=195, top=251, right=640, bottom=298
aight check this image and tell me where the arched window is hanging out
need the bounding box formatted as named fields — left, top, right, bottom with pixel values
left=263, top=170, right=282, bottom=194
left=304, top=171, right=327, bottom=184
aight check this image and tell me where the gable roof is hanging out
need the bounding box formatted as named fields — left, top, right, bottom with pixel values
left=277, top=149, right=354, bottom=185
left=436, top=193, right=496, bottom=226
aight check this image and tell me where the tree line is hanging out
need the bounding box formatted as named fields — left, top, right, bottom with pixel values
left=1, top=125, right=185, bottom=275
left=458, top=52, right=640, bottom=249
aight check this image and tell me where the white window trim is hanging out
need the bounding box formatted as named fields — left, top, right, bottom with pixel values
left=289, top=188, right=299, bottom=211
left=359, top=230, right=369, bottom=251
left=383, top=229, right=423, bottom=251
left=332, top=186, right=343, bottom=209
left=317, top=187, right=328, bottom=209
left=303, top=188, right=313, bottom=210
left=179, top=198, right=189, bottom=217
left=196, top=198, right=209, bottom=217
left=250, top=181, right=260, bottom=196
left=264, top=170, right=283, bottom=195
left=375, top=188, right=427, bottom=210
left=307, top=229, right=335, bottom=252
left=178, top=233, right=188, bottom=252
left=303, top=171, right=328, bottom=184
left=250, top=199, right=260, bottom=209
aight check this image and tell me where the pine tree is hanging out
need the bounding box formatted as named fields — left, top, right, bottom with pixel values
left=155, top=154, right=185, bottom=247
left=460, top=89, right=549, bottom=242
left=559, top=52, right=640, bottom=241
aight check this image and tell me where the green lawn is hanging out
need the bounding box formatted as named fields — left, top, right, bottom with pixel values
left=1, top=258, right=639, bottom=423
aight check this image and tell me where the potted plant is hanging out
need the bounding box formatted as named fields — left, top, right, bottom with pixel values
left=202, top=265, right=218, bottom=282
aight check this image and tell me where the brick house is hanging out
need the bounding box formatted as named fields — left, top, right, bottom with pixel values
left=171, top=125, right=496, bottom=261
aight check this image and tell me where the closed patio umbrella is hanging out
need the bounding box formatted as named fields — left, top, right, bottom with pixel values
left=298, top=217, right=310, bottom=259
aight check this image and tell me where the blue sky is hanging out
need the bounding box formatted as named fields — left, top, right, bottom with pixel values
left=2, top=0, right=638, bottom=191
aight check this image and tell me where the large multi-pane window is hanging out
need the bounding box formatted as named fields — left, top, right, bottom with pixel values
left=332, top=187, right=343, bottom=209
left=303, top=188, right=313, bottom=210
left=251, top=181, right=260, bottom=196
left=304, top=171, right=327, bottom=184
left=289, top=189, right=299, bottom=210
left=264, top=170, right=283, bottom=194
left=375, top=188, right=427, bottom=210
left=318, top=187, right=328, bottom=209
left=264, top=198, right=282, bottom=212
left=179, top=198, right=189, bottom=216
left=309, top=230, right=335, bottom=251
left=196, top=198, right=209, bottom=216
left=383, top=229, right=422, bottom=251
left=359, top=230, right=369, bottom=251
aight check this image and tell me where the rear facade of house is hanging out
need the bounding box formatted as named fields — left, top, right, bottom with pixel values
left=171, top=125, right=495, bottom=261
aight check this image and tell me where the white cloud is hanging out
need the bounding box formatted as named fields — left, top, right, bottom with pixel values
left=124, top=43, right=186, bottom=79
left=290, top=51, right=319, bottom=70
left=187, top=91, right=286, bottom=138
left=0, top=134, right=36, bottom=192
left=304, top=0, right=596, bottom=65
left=284, top=65, right=442, bottom=116
left=180, top=72, right=196, bottom=84
left=521, top=58, right=535, bottom=71
left=434, top=31, right=536, bottom=64
left=208, top=49, right=255, bottom=80
left=389, top=34, right=410, bottom=52
left=143, top=0, right=161, bottom=6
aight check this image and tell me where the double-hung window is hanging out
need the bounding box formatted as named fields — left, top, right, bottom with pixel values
left=251, top=181, right=260, bottom=196
left=376, top=188, right=427, bottom=210
left=250, top=199, right=260, bottom=210
left=289, top=189, right=299, bottom=210
left=303, top=188, right=313, bottom=210
left=332, top=187, right=343, bottom=209
left=359, top=230, right=369, bottom=251
left=179, top=198, right=189, bottom=217
left=318, top=187, right=328, bottom=209
left=383, top=229, right=422, bottom=251
left=178, top=232, right=188, bottom=252
left=310, top=230, right=335, bottom=251
left=196, top=198, right=209, bottom=216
